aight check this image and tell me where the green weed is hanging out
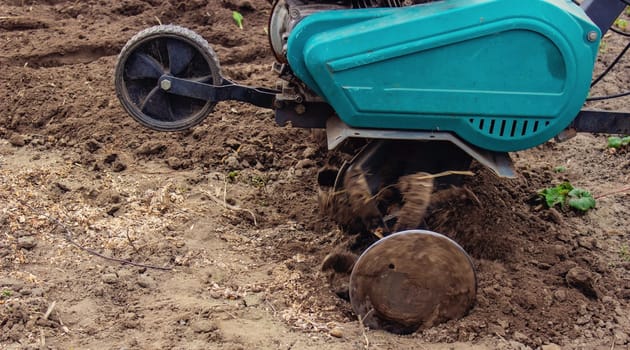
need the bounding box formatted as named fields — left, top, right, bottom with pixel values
left=227, top=171, right=239, bottom=183
left=553, top=166, right=566, bottom=173
left=249, top=175, right=269, bottom=189
left=232, top=11, right=244, bottom=30
left=615, top=18, right=628, bottom=31
left=607, top=136, right=630, bottom=149
left=539, top=182, right=596, bottom=212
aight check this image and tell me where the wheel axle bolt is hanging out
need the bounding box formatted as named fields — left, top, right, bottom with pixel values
left=295, top=104, right=306, bottom=115
left=587, top=31, right=598, bottom=42
left=160, top=79, right=172, bottom=91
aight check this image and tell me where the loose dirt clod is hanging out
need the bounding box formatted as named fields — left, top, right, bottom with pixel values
left=17, top=236, right=37, bottom=250
left=137, top=275, right=155, bottom=289
left=0, top=16, right=48, bottom=30
left=566, top=267, right=599, bottom=299
left=102, top=273, right=118, bottom=284
left=8, top=134, right=26, bottom=147
left=329, top=327, right=344, bottom=338
left=191, top=320, right=218, bottom=333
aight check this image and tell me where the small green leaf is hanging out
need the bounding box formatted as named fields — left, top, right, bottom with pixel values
left=540, top=188, right=563, bottom=208
left=232, top=11, right=244, bottom=30
left=539, top=182, right=574, bottom=208
left=227, top=170, right=239, bottom=182
left=614, top=18, right=628, bottom=31
left=608, top=136, right=623, bottom=149
left=622, top=136, right=630, bottom=146
left=553, top=166, right=566, bottom=173
left=568, top=188, right=596, bottom=212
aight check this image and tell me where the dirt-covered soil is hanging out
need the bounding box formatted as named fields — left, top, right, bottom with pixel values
left=1, top=1, right=629, bottom=349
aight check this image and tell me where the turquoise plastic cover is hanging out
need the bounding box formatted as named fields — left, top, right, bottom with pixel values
left=287, top=0, right=600, bottom=152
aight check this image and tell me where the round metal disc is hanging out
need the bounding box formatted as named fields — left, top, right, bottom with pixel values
left=114, top=25, right=222, bottom=131
left=349, top=230, right=477, bottom=334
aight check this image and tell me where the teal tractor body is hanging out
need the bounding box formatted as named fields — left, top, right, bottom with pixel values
left=287, top=0, right=601, bottom=152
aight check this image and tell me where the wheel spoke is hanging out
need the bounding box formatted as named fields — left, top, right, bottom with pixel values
left=125, top=80, right=154, bottom=106
left=141, top=87, right=173, bottom=121
left=167, top=38, right=195, bottom=76
left=125, top=52, right=165, bottom=80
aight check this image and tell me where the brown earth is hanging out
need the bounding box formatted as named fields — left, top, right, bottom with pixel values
left=1, top=1, right=629, bottom=349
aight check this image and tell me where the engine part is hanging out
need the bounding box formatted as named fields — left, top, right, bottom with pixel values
left=349, top=230, right=477, bottom=334
left=268, top=0, right=431, bottom=63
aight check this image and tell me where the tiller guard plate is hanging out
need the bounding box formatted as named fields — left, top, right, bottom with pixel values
left=349, top=230, right=477, bottom=334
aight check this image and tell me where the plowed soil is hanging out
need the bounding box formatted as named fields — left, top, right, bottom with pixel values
left=1, top=1, right=629, bottom=349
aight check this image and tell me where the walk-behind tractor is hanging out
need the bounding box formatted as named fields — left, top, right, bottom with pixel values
left=114, top=0, right=630, bottom=334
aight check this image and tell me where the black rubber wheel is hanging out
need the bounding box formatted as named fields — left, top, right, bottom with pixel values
left=114, top=25, right=222, bottom=131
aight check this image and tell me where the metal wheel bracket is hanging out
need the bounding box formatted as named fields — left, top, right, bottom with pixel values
left=157, top=75, right=279, bottom=109
left=326, top=116, right=516, bottom=178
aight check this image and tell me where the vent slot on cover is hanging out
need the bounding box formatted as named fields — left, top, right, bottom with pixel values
left=468, top=117, right=551, bottom=138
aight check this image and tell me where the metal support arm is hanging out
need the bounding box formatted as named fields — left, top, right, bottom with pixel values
left=582, top=0, right=627, bottom=34
left=158, top=75, right=278, bottom=109
left=571, top=109, right=630, bottom=134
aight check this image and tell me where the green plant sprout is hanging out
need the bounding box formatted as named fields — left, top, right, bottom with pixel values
left=227, top=170, right=239, bottom=182
left=567, top=188, right=597, bottom=212
left=233, top=11, right=244, bottom=30
left=539, top=182, right=596, bottom=212
left=249, top=174, right=268, bottom=189
left=553, top=166, right=566, bottom=173
left=607, top=136, right=630, bottom=149
left=614, top=18, right=628, bottom=31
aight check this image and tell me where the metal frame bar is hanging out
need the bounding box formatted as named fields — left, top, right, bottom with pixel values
left=158, top=75, right=279, bottom=109
left=581, top=0, right=627, bottom=34
left=572, top=109, right=630, bottom=134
